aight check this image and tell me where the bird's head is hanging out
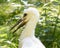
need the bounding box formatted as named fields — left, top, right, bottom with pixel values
left=24, top=7, right=39, bottom=18
left=10, top=7, right=40, bottom=33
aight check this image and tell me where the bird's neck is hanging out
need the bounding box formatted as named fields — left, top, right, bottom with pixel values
left=20, top=16, right=39, bottom=40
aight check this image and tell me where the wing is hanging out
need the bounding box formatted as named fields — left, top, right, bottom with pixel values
left=19, top=37, right=45, bottom=48
left=20, top=37, right=37, bottom=48
left=32, top=37, right=46, bottom=48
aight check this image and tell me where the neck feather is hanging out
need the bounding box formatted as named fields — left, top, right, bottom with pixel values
left=20, top=16, right=39, bottom=39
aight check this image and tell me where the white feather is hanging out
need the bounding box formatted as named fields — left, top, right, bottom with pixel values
left=19, top=7, right=46, bottom=48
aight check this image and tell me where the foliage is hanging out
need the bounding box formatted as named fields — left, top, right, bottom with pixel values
left=0, top=0, right=60, bottom=48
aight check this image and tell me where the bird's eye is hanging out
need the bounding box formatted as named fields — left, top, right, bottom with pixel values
left=23, top=13, right=27, bottom=17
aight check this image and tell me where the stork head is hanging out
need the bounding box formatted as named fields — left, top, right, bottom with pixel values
left=10, top=7, right=40, bottom=33
left=24, top=7, right=39, bottom=18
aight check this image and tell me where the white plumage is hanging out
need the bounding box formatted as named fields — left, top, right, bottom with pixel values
left=18, top=7, right=46, bottom=48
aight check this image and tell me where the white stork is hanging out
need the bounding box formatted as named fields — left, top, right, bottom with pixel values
left=11, top=7, right=46, bottom=48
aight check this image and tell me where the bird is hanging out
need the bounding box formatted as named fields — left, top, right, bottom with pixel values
left=10, top=7, right=46, bottom=48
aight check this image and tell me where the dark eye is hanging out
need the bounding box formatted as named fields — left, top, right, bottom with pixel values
left=23, top=13, right=27, bottom=17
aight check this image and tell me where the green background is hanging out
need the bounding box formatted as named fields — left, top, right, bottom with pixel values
left=0, top=0, right=60, bottom=48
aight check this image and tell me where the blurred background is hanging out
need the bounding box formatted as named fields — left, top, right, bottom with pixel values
left=0, top=0, right=60, bottom=48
